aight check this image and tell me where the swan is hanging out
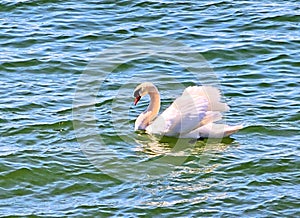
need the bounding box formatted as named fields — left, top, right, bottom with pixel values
left=133, top=82, right=242, bottom=139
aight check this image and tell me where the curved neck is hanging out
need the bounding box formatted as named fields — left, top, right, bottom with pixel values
left=135, top=86, right=160, bottom=130
left=146, top=90, right=160, bottom=119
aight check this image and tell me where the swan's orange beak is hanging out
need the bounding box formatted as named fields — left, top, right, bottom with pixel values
left=134, top=96, right=141, bottom=105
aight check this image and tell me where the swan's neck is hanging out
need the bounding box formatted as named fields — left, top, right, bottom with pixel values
left=135, top=89, right=160, bottom=130
left=147, top=90, right=160, bottom=118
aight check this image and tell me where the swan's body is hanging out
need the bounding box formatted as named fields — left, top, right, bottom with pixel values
left=133, top=82, right=242, bottom=139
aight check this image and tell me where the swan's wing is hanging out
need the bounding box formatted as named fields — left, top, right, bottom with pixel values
left=146, top=86, right=230, bottom=137
left=183, top=86, right=229, bottom=112
left=146, top=91, right=209, bottom=136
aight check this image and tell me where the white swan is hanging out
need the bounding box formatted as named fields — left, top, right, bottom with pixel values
left=133, top=82, right=242, bottom=139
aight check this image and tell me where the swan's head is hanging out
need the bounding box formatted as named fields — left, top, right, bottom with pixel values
left=133, top=82, right=157, bottom=105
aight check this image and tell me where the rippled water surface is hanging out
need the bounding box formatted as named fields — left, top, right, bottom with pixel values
left=1, top=0, right=299, bottom=217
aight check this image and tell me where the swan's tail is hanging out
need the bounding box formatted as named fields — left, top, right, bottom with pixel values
left=181, top=123, right=243, bottom=138
left=223, top=124, right=243, bottom=137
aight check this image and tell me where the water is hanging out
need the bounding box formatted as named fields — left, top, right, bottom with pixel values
left=1, top=0, right=299, bottom=217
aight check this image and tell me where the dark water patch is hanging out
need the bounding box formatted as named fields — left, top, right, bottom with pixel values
left=240, top=125, right=299, bottom=137
left=261, top=14, right=300, bottom=23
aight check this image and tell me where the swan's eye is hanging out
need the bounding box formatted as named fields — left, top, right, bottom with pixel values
left=138, top=88, right=146, bottom=96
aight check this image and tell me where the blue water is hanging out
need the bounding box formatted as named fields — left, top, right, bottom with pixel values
left=0, top=0, right=299, bottom=217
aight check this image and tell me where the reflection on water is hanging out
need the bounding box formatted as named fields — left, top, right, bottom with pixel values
left=134, top=132, right=236, bottom=157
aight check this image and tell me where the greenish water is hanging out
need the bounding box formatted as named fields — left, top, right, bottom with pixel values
left=1, top=0, right=299, bottom=217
